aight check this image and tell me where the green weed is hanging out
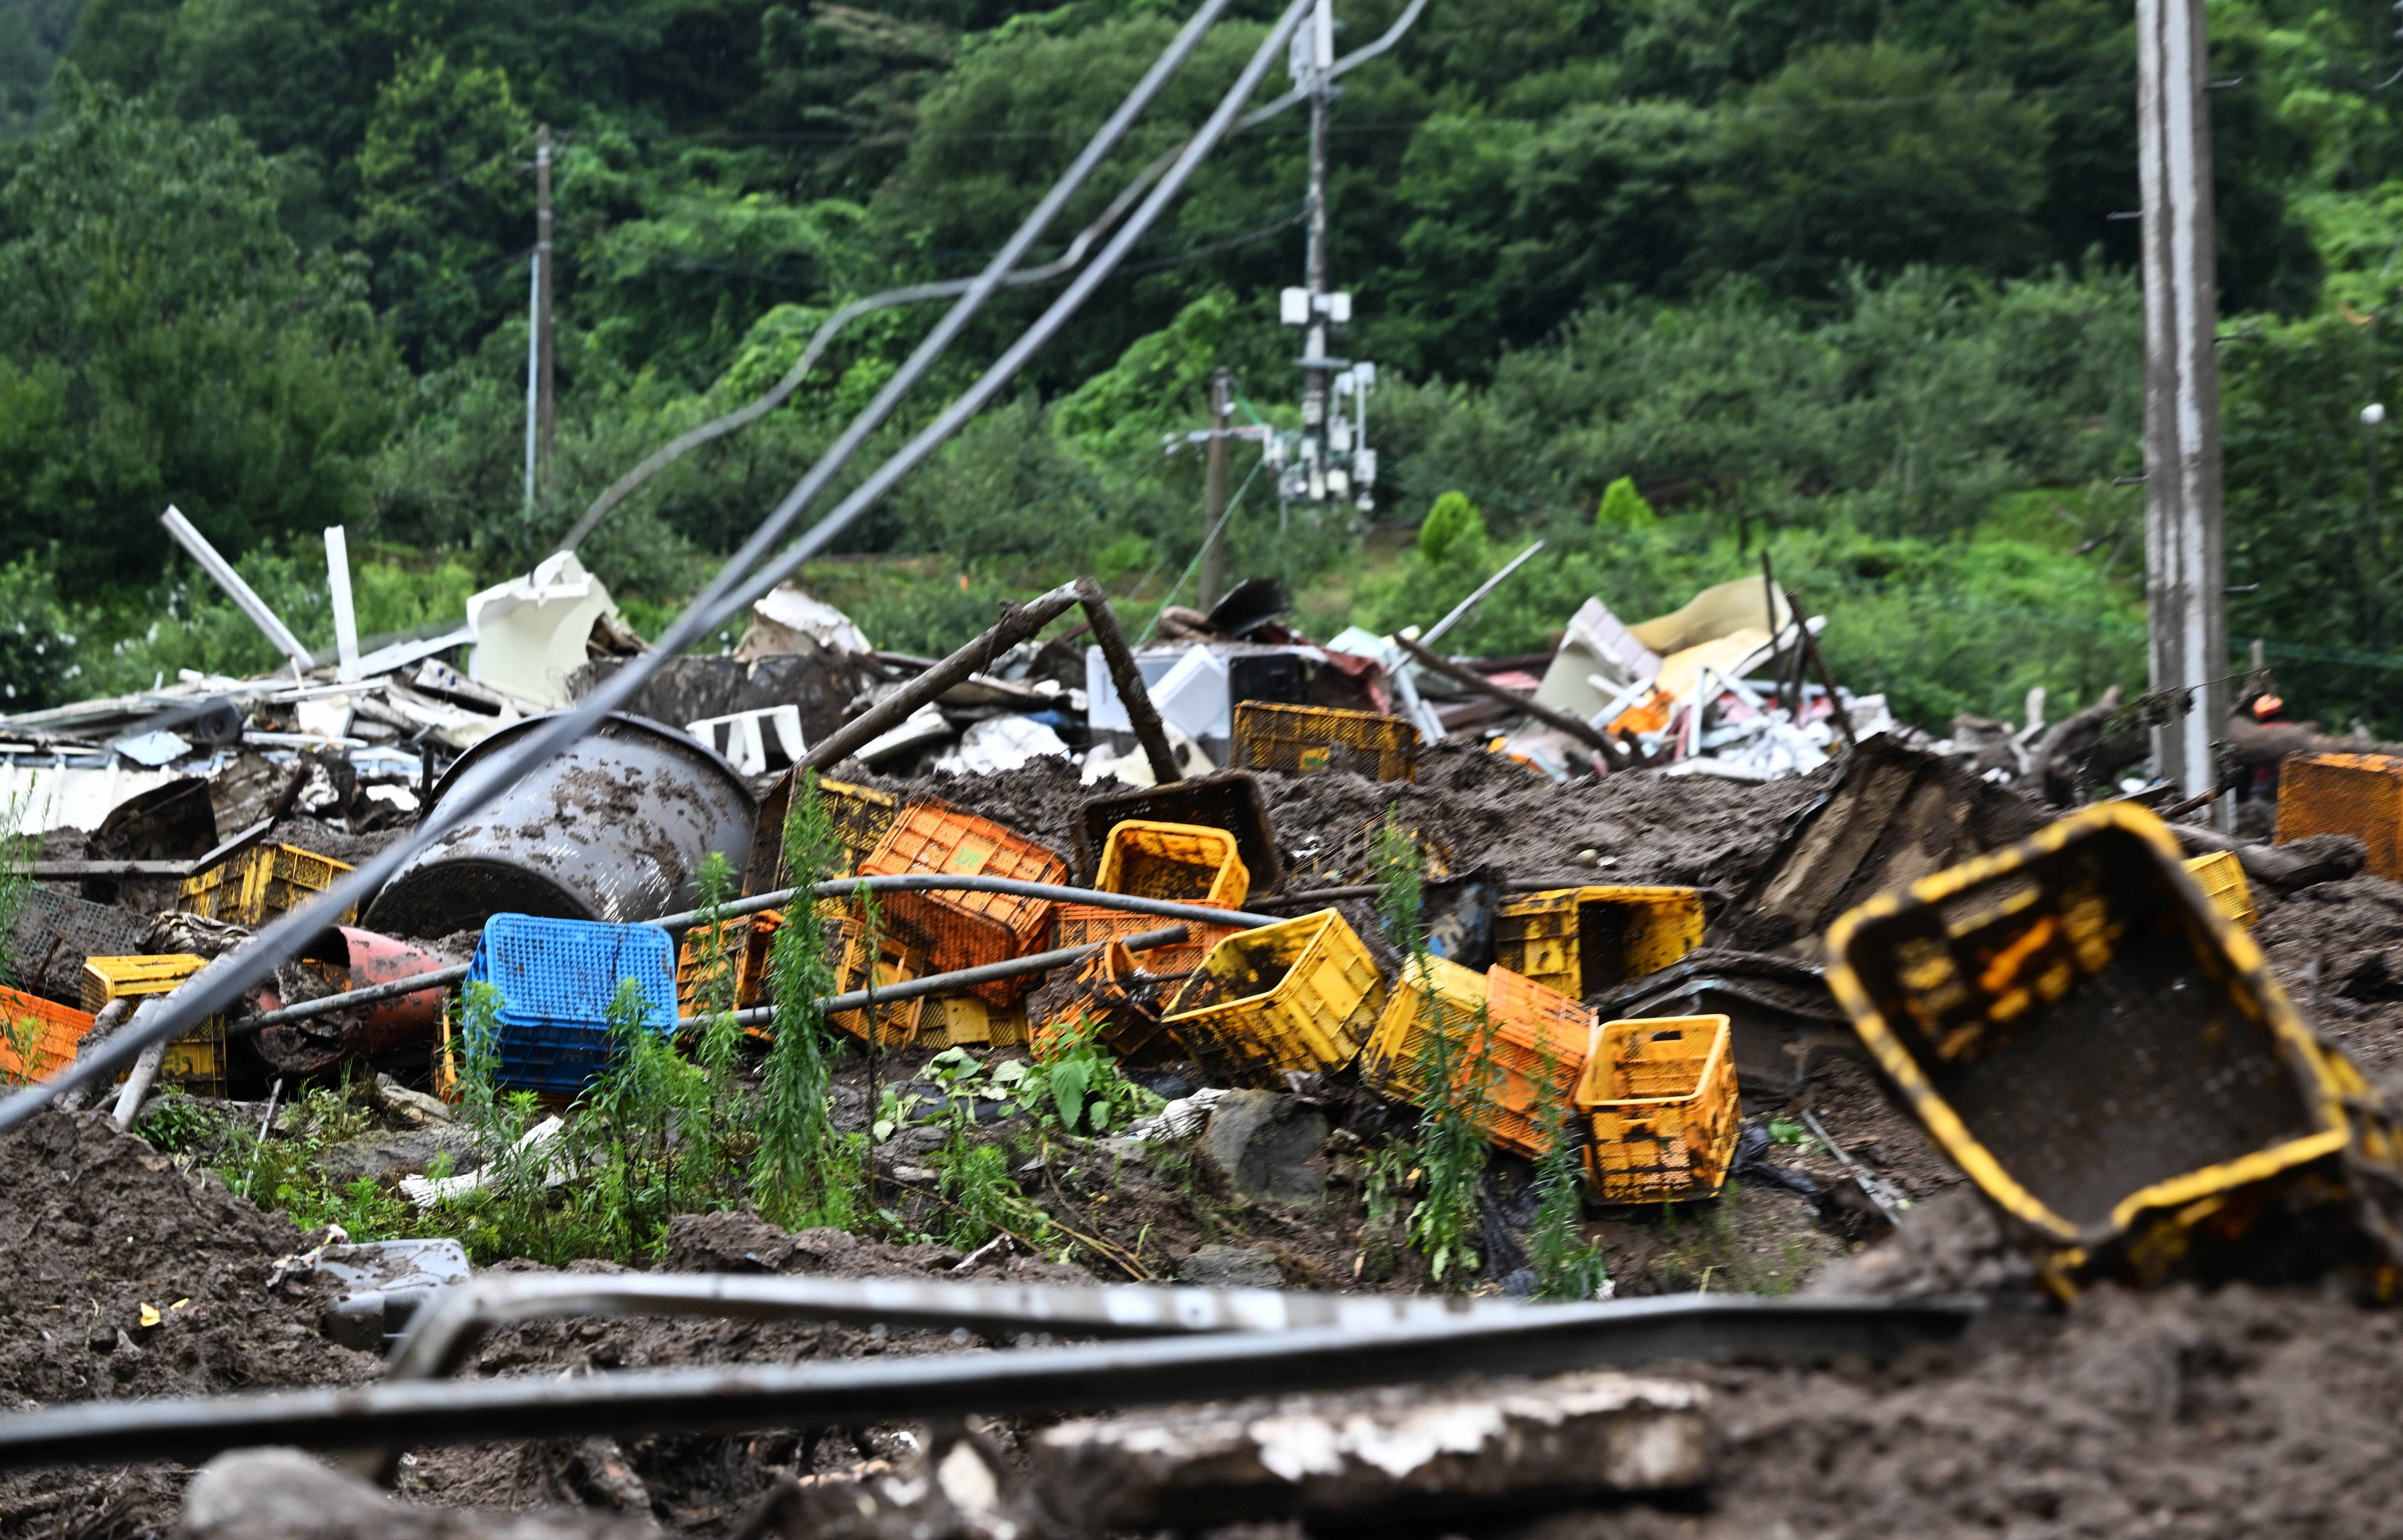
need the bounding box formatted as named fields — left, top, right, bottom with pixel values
left=752, top=772, right=854, bottom=1231
left=1527, top=1037, right=1609, bottom=1301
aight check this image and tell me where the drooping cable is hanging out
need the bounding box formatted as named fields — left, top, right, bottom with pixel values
left=550, top=0, right=1429, bottom=557
left=0, top=0, right=1245, bottom=1135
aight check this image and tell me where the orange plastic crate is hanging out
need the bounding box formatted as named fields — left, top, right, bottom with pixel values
left=860, top=801, right=1069, bottom=1006
left=2276, top=752, right=2403, bottom=880
left=0, top=987, right=94, bottom=1083
left=1054, top=900, right=1239, bottom=989
left=1576, top=1014, right=1737, bottom=1204
left=1361, top=962, right=1596, bottom=1159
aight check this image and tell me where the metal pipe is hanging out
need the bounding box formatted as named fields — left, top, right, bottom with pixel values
left=696, top=925, right=1185, bottom=1029
left=0, top=1294, right=1975, bottom=1472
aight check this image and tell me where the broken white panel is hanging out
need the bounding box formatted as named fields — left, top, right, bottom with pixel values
left=109, top=730, right=192, bottom=768
left=855, top=702, right=953, bottom=766
left=687, top=705, right=805, bottom=776
left=159, top=505, right=313, bottom=672
left=1533, top=597, right=1664, bottom=724
left=734, top=583, right=872, bottom=661
left=934, top=715, right=1072, bottom=777
left=0, top=760, right=187, bottom=835
left=352, top=626, right=475, bottom=680
left=324, top=526, right=360, bottom=682
left=464, top=551, right=621, bottom=708
left=1086, top=646, right=1191, bottom=733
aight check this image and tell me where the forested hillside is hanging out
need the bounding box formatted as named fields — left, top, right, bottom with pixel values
left=3, top=0, right=2402, bottom=732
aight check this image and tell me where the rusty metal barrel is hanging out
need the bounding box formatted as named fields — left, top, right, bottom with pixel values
left=363, top=714, right=757, bottom=939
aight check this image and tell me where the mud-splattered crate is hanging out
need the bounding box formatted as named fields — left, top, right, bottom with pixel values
left=1231, top=702, right=1418, bottom=783
left=1054, top=900, right=1240, bottom=989
left=2181, top=850, right=2256, bottom=930
left=859, top=801, right=1069, bottom=1007
left=79, top=955, right=227, bottom=1097
left=826, top=915, right=929, bottom=1046
left=676, top=909, right=782, bottom=1016
left=466, top=915, right=677, bottom=1095
left=1495, top=887, right=1704, bottom=999
left=1363, top=960, right=1597, bottom=1159
left=1162, top=909, right=1385, bottom=1085
left=0, top=987, right=94, bottom=1083
left=180, top=843, right=357, bottom=927
left=2275, top=751, right=2403, bottom=880
left=1576, top=1013, right=1737, bottom=1203
left=1824, top=802, right=2355, bottom=1273
left=1095, top=820, right=1251, bottom=908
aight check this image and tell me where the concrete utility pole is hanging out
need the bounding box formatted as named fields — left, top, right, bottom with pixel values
left=1299, top=0, right=1332, bottom=456
left=1200, top=368, right=1233, bottom=610
left=535, top=124, right=556, bottom=481
left=2137, top=0, right=2228, bottom=817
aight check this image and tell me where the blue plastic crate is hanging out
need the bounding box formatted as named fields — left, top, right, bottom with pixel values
left=468, top=914, right=676, bottom=1026
left=465, top=915, right=677, bottom=1094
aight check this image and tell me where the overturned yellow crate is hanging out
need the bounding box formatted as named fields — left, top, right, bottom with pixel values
left=1232, top=702, right=1417, bottom=783
left=1095, top=820, right=1251, bottom=908
left=922, top=992, right=1029, bottom=1048
left=1495, top=887, right=1704, bottom=999
left=1359, top=954, right=1489, bottom=1105
left=1826, top=802, right=2365, bottom=1274
left=80, top=954, right=228, bottom=1098
left=1576, top=1014, right=1738, bottom=1203
left=827, top=919, right=928, bottom=1047
left=180, top=843, right=356, bottom=927
left=2181, top=850, right=2255, bottom=929
left=1162, top=909, right=1385, bottom=1085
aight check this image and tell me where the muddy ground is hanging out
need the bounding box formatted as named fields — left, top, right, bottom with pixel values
left=11, top=745, right=2403, bottom=1536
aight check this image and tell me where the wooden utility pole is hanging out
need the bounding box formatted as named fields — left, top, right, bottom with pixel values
left=2137, top=0, right=2228, bottom=818
left=535, top=124, right=556, bottom=479
left=1200, top=368, right=1233, bottom=610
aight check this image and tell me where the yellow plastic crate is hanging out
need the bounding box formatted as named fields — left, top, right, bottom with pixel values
left=1825, top=802, right=2349, bottom=1259
left=2181, top=850, right=2256, bottom=929
left=1576, top=1014, right=1737, bottom=1203
left=1162, top=909, right=1385, bottom=1085
left=81, top=956, right=228, bottom=1098
left=1095, top=820, right=1251, bottom=908
left=2275, top=751, right=2403, bottom=880
left=1232, top=702, right=1418, bottom=783
left=179, top=843, right=356, bottom=927
left=1495, top=887, right=1704, bottom=999
left=828, top=919, right=928, bottom=1047
left=676, top=909, right=782, bottom=1016
left=1359, top=954, right=1489, bottom=1104
left=81, top=954, right=207, bottom=1014
left=922, top=992, right=1028, bottom=1047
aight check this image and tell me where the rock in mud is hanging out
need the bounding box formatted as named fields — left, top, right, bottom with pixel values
left=1202, top=1090, right=1326, bottom=1205
left=1177, top=1244, right=1285, bottom=1288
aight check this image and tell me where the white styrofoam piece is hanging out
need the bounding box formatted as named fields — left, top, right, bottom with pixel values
left=1150, top=644, right=1232, bottom=743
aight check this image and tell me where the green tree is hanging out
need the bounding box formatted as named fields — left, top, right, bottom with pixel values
left=0, top=73, right=402, bottom=587
left=357, top=47, right=535, bottom=368
left=1418, top=491, right=1487, bottom=563
left=1696, top=43, right=2051, bottom=296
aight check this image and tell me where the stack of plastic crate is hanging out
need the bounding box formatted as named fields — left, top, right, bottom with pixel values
left=466, top=915, right=677, bottom=1096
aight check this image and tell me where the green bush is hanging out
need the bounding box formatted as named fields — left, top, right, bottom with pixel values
left=1418, top=491, right=1488, bottom=565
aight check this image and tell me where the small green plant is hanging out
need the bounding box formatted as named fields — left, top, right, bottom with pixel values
left=1418, top=491, right=1487, bottom=564
left=1376, top=808, right=1493, bottom=1288
left=1525, top=1038, right=1609, bottom=1301
left=1014, top=1010, right=1161, bottom=1136
left=0, top=1010, right=44, bottom=1088
left=579, top=976, right=708, bottom=1260
left=1766, top=1114, right=1818, bottom=1154
left=1594, top=475, right=1659, bottom=530
left=687, top=850, right=750, bottom=1189
left=752, top=772, right=855, bottom=1231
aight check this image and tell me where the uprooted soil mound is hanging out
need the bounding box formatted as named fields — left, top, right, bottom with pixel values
left=0, top=1109, right=380, bottom=1535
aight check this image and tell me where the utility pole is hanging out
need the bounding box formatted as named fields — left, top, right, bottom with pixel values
left=535, top=124, right=556, bottom=484
left=1299, top=0, right=1332, bottom=469
left=2137, top=0, right=2228, bottom=822
left=1274, top=0, right=1374, bottom=512
left=1200, top=368, right=1233, bottom=610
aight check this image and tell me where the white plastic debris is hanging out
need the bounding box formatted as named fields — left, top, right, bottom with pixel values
left=735, top=583, right=872, bottom=660
left=934, top=714, right=1072, bottom=776
left=109, top=730, right=191, bottom=767
left=1123, top=1087, right=1229, bottom=1144
left=399, top=1117, right=568, bottom=1208
left=465, top=551, right=622, bottom=708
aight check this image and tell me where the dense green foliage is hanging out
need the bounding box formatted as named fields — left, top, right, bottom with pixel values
left=2, top=0, right=2402, bottom=728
